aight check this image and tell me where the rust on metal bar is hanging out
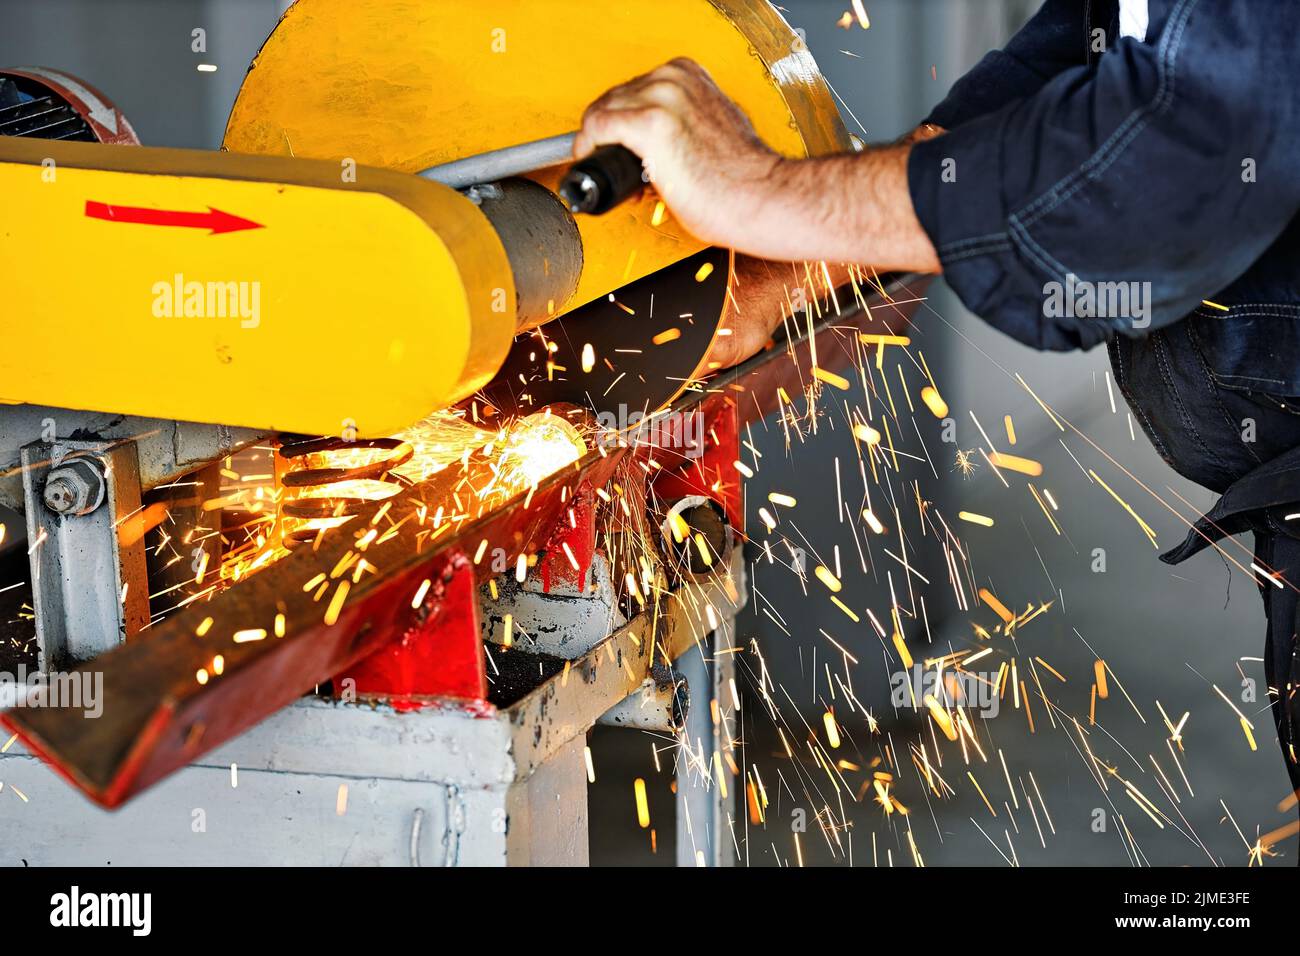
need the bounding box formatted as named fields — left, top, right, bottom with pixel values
left=4, top=435, right=623, bottom=807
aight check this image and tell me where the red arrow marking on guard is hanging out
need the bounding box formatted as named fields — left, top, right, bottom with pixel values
left=84, top=200, right=263, bottom=235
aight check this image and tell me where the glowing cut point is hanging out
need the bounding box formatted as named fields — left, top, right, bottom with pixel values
left=501, top=413, right=586, bottom=490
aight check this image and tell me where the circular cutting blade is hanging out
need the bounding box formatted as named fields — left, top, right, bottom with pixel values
left=483, top=247, right=731, bottom=422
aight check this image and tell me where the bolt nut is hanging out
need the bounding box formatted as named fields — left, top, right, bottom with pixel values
left=42, top=457, right=106, bottom=516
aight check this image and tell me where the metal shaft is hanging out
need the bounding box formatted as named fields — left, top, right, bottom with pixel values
left=418, top=132, right=577, bottom=189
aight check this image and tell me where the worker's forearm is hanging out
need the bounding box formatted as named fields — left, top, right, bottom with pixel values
left=738, top=145, right=941, bottom=272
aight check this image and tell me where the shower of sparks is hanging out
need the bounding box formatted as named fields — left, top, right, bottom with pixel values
left=585, top=254, right=1295, bottom=868
left=158, top=409, right=590, bottom=604
left=2, top=233, right=1287, bottom=869
left=953, top=448, right=978, bottom=478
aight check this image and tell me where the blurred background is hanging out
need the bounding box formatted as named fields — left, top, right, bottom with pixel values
left=0, top=0, right=1286, bottom=866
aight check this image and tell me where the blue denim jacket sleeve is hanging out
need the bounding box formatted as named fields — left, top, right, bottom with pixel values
left=907, top=0, right=1300, bottom=351
left=924, top=0, right=1093, bottom=130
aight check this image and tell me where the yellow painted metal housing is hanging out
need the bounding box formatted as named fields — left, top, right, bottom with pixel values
left=0, top=136, right=514, bottom=437
left=223, top=0, right=851, bottom=316
left=2, top=1, right=849, bottom=437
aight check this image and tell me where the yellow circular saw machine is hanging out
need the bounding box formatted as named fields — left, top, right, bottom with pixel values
left=0, top=0, right=849, bottom=437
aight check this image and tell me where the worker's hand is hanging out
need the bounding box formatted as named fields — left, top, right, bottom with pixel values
left=704, top=256, right=788, bottom=371
left=702, top=257, right=857, bottom=370
left=575, top=58, right=780, bottom=250
left=577, top=61, right=943, bottom=274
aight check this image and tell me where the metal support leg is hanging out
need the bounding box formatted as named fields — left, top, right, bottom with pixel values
left=506, top=735, right=590, bottom=865
left=21, top=438, right=149, bottom=670
left=675, top=617, right=738, bottom=867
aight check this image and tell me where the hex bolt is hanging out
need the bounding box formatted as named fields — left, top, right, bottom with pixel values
left=42, top=457, right=107, bottom=516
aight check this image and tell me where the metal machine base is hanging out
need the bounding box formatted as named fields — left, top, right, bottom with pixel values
left=0, top=557, right=742, bottom=866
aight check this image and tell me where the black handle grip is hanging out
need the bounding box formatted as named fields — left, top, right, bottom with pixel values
left=559, top=144, right=645, bottom=215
